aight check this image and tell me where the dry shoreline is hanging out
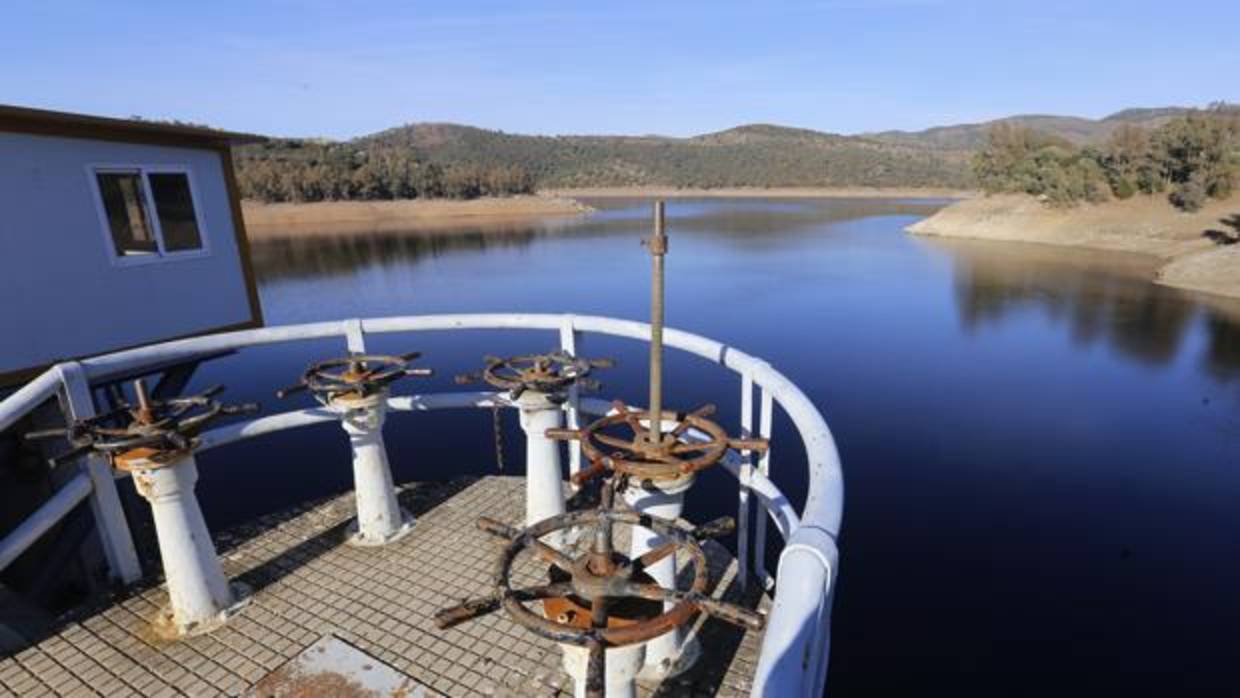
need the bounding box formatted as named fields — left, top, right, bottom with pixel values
left=548, top=186, right=975, bottom=199
left=241, top=195, right=592, bottom=239
left=908, top=193, right=1240, bottom=300
left=241, top=187, right=969, bottom=239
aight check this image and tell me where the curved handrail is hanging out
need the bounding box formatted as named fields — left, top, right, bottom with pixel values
left=0, top=313, right=843, bottom=697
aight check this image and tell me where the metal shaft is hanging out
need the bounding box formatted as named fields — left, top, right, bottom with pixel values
left=133, top=378, right=152, bottom=424
left=647, top=201, right=667, bottom=444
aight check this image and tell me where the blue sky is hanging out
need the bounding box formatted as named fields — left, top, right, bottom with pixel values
left=3, top=1, right=1237, bottom=139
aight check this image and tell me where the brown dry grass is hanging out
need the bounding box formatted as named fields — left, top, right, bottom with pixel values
left=545, top=186, right=976, bottom=199
left=241, top=195, right=592, bottom=239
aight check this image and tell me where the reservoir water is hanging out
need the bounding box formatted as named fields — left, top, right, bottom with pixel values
left=183, top=197, right=1238, bottom=695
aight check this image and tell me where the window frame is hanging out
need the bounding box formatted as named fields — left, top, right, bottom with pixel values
left=87, top=164, right=211, bottom=267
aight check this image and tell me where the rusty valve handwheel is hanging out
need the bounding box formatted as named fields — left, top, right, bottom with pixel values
left=433, top=493, right=763, bottom=697
left=25, top=381, right=258, bottom=470
left=455, top=350, right=612, bottom=401
left=547, top=400, right=768, bottom=485
left=277, top=352, right=432, bottom=404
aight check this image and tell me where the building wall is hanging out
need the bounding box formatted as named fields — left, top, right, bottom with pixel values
left=0, top=132, right=255, bottom=375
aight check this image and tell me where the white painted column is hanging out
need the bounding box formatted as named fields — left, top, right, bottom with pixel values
left=127, top=452, right=245, bottom=638
left=335, top=394, right=414, bottom=546
left=623, top=474, right=699, bottom=679
left=516, top=393, right=565, bottom=529
left=562, top=642, right=644, bottom=698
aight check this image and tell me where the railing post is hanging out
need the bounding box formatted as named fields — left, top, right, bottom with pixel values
left=738, top=372, right=754, bottom=592
left=344, top=318, right=366, bottom=354
left=59, top=362, right=142, bottom=585
left=558, top=316, right=583, bottom=486
left=755, top=386, right=774, bottom=589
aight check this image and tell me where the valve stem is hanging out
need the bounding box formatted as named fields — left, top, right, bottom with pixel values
left=133, top=378, right=153, bottom=425
left=647, top=200, right=667, bottom=445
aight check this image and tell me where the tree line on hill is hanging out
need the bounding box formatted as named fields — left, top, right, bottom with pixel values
left=356, top=123, right=973, bottom=190
left=234, top=124, right=974, bottom=202
left=233, top=106, right=1238, bottom=207
left=235, top=140, right=535, bottom=202
left=972, top=104, right=1240, bottom=210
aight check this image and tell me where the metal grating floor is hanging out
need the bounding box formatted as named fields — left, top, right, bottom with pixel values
left=0, top=476, right=768, bottom=697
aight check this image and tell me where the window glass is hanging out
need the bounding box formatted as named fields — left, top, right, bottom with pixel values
left=96, top=172, right=157, bottom=256
left=149, top=173, right=203, bottom=252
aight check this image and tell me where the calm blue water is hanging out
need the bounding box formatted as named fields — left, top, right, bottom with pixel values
left=183, top=198, right=1239, bottom=695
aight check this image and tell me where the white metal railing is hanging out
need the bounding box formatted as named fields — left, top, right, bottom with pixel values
left=0, top=314, right=843, bottom=697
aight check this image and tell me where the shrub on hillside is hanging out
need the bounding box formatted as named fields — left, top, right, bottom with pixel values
left=972, top=106, right=1239, bottom=210
left=1170, top=174, right=1208, bottom=212
left=234, top=142, right=535, bottom=203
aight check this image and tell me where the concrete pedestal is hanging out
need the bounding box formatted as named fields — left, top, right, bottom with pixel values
left=562, top=641, right=644, bottom=698
left=622, top=474, right=701, bottom=679
left=125, top=452, right=248, bottom=638
left=516, top=393, right=566, bottom=530
left=334, top=394, right=415, bottom=546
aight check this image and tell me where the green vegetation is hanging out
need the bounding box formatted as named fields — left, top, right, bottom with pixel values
left=235, top=140, right=534, bottom=202
left=356, top=123, right=972, bottom=190
left=233, top=105, right=1237, bottom=205
left=972, top=105, right=1240, bottom=210
left=870, top=107, right=1191, bottom=151
left=235, top=124, right=973, bottom=201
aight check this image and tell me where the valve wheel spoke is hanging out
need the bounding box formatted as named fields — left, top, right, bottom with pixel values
left=531, top=540, right=577, bottom=572
left=618, top=541, right=678, bottom=576
left=510, top=582, right=576, bottom=602
left=615, top=581, right=765, bottom=631
left=670, top=439, right=717, bottom=454
left=593, top=432, right=635, bottom=450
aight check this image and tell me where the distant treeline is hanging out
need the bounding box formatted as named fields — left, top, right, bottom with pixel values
left=973, top=104, right=1240, bottom=210
left=358, top=122, right=974, bottom=190
left=234, top=123, right=975, bottom=202
left=235, top=140, right=535, bottom=203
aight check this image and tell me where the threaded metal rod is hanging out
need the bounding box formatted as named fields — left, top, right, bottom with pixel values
left=133, top=378, right=152, bottom=424
left=647, top=201, right=667, bottom=444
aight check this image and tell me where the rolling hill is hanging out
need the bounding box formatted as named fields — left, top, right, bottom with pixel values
left=352, top=122, right=974, bottom=189
left=235, top=105, right=1213, bottom=199
left=867, top=107, right=1191, bottom=150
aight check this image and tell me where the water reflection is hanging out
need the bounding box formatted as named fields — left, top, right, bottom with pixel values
left=925, top=235, right=1240, bottom=381
left=252, top=228, right=544, bottom=282
left=246, top=211, right=609, bottom=282
left=583, top=196, right=949, bottom=238
left=1203, top=308, right=1240, bottom=379
left=250, top=197, right=952, bottom=283
left=932, top=237, right=1201, bottom=364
